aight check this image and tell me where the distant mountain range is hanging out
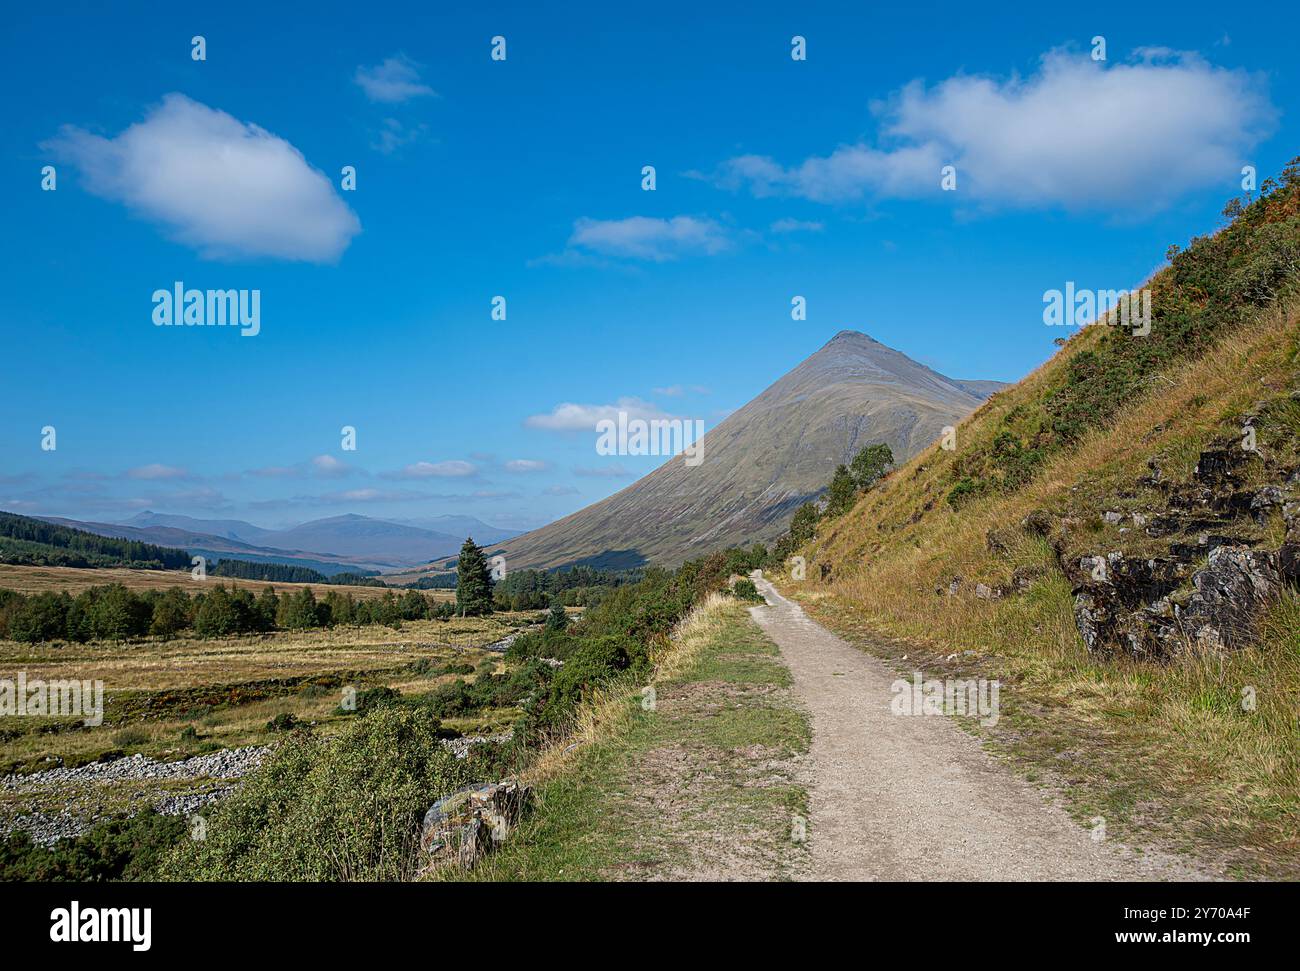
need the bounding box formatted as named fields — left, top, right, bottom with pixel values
left=33, top=511, right=522, bottom=574
left=473, top=330, right=1006, bottom=571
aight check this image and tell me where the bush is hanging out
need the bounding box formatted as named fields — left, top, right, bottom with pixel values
left=0, top=811, right=187, bottom=882
left=161, top=708, right=474, bottom=881
left=731, top=578, right=765, bottom=603
left=266, top=713, right=299, bottom=732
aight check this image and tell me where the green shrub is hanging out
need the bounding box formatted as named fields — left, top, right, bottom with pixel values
left=731, top=578, right=765, bottom=603
left=0, top=811, right=187, bottom=882
left=162, top=708, right=474, bottom=881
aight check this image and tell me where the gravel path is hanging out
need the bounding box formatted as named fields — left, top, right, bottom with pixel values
left=748, top=575, right=1209, bottom=882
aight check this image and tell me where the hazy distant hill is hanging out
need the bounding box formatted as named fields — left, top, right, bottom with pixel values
left=38, top=512, right=491, bottom=572
left=388, top=515, right=522, bottom=547
left=122, top=511, right=277, bottom=545
left=485, top=330, right=1003, bottom=570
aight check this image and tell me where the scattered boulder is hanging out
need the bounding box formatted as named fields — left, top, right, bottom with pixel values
left=420, top=780, right=532, bottom=871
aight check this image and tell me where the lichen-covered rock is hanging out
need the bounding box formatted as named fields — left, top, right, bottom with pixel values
left=419, top=780, right=531, bottom=871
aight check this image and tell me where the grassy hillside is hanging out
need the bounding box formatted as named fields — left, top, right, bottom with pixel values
left=779, top=160, right=1300, bottom=877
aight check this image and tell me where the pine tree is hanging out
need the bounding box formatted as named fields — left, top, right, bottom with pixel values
left=455, top=538, right=494, bottom=617
left=546, top=599, right=568, bottom=632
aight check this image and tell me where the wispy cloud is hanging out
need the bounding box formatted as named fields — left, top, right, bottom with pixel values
left=525, top=396, right=680, bottom=432
left=504, top=459, right=547, bottom=473
left=354, top=55, right=437, bottom=103
left=370, top=117, right=429, bottom=155
left=384, top=460, right=478, bottom=479
left=126, top=464, right=190, bottom=481
left=769, top=218, right=824, bottom=234
left=44, top=94, right=360, bottom=262
left=706, top=48, right=1274, bottom=212
left=557, top=215, right=732, bottom=262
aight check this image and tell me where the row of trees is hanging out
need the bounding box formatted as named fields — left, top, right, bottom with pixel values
left=0, top=583, right=456, bottom=643
left=209, top=559, right=383, bottom=586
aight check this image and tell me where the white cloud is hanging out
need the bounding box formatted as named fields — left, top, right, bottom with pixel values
left=44, top=94, right=361, bottom=262
left=566, top=215, right=731, bottom=262
left=770, top=218, right=825, bottom=233
left=543, top=485, right=580, bottom=496
left=711, top=49, right=1274, bottom=211
left=371, top=117, right=429, bottom=155
left=504, top=459, right=547, bottom=473
left=311, top=455, right=353, bottom=478
left=389, top=460, right=477, bottom=479
left=525, top=396, right=679, bottom=432
left=354, top=55, right=437, bottom=103
left=126, top=464, right=189, bottom=480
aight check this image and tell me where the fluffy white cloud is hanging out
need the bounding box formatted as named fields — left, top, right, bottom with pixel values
left=525, top=396, right=679, bottom=432
left=567, top=215, right=731, bottom=261
left=354, top=55, right=436, bottom=103
left=504, top=459, right=547, bottom=473
left=44, top=94, right=361, bottom=262
left=711, top=49, right=1274, bottom=211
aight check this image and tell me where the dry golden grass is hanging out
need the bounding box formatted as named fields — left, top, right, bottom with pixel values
left=788, top=303, right=1300, bottom=878
left=524, top=592, right=732, bottom=785
left=0, top=562, right=452, bottom=601
left=0, top=613, right=529, bottom=772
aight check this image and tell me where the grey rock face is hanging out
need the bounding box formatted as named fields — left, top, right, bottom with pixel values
left=1177, top=546, right=1281, bottom=651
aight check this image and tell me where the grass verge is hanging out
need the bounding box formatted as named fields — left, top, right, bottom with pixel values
left=442, top=594, right=811, bottom=881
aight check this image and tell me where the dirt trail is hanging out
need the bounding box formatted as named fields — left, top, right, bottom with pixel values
left=748, top=575, right=1207, bottom=881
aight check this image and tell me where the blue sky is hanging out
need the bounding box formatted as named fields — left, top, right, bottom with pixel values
left=1, top=0, right=1295, bottom=530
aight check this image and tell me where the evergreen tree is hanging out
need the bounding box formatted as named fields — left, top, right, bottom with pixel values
left=455, top=538, right=494, bottom=617
left=545, top=599, right=568, bottom=632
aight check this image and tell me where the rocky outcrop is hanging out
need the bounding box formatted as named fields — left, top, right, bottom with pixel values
left=1178, top=547, right=1281, bottom=651
left=419, top=780, right=531, bottom=871
left=1055, top=435, right=1298, bottom=659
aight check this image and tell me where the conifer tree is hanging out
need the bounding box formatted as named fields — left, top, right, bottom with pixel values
left=455, top=538, right=494, bottom=617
